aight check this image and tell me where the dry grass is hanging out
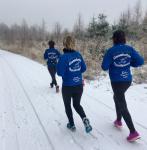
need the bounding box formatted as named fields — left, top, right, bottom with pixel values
left=0, top=39, right=147, bottom=82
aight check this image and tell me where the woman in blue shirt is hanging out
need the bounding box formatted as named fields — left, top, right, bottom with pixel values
left=102, top=30, right=144, bottom=142
left=44, top=40, right=61, bottom=92
left=57, top=36, right=92, bottom=133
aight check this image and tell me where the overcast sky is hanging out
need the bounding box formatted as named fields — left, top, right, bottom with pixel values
left=0, top=0, right=147, bottom=31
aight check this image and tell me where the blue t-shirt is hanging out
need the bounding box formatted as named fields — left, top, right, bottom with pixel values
left=44, top=48, right=61, bottom=67
left=101, top=44, right=144, bottom=82
left=57, top=50, right=86, bottom=86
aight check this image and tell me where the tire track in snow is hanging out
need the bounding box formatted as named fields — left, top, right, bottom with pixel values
left=83, top=92, right=147, bottom=149
left=85, top=93, right=147, bottom=130
left=0, top=58, right=20, bottom=150
left=49, top=105, right=85, bottom=150
left=1, top=56, right=55, bottom=150
left=54, top=120, right=85, bottom=150
left=85, top=93, right=147, bottom=146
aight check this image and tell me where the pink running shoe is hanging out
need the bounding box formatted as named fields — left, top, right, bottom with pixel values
left=114, top=120, right=122, bottom=128
left=127, top=131, right=140, bottom=142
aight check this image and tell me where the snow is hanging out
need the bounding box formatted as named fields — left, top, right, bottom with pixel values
left=0, top=49, right=147, bottom=150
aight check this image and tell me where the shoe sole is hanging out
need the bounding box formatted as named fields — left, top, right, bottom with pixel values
left=127, top=136, right=141, bottom=142
left=114, top=124, right=122, bottom=129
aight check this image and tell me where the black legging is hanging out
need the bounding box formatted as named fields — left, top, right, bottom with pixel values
left=111, top=82, right=136, bottom=133
left=62, top=85, right=86, bottom=125
left=48, top=66, right=57, bottom=86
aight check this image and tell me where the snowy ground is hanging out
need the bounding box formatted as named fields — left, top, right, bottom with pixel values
left=0, top=49, right=147, bottom=150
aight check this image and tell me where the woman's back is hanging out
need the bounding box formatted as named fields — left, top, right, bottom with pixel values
left=57, top=49, right=86, bottom=86
left=102, top=44, right=144, bottom=82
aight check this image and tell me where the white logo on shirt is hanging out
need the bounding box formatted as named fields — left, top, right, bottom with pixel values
left=48, top=52, right=57, bottom=59
left=113, top=54, right=131, bottom=67
left=69, top=58, right=81, bottom=72
left=73, top=77, right=81, bottom=82
left=120, top=71, right=129, bottom=78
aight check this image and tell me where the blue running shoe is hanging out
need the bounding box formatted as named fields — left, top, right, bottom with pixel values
left=67, top=123, right=76, bottom=132
left=83, top=117, right=92, bottom=133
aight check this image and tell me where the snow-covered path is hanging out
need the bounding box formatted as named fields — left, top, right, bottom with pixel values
left=0, top=50, right=147, bottom=150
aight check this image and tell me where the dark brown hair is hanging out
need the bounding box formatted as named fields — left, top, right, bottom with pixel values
left=112, top=30, right=126, bottom=45
left=48, top=40, right=55, bottom=48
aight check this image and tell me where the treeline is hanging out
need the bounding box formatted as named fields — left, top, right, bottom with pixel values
left=0, top=1, right=147, bottom=44
left=0, top=19, right=48, bottom=47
